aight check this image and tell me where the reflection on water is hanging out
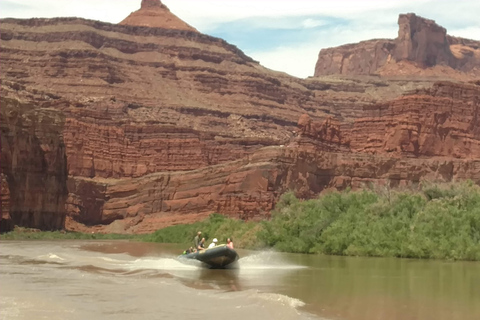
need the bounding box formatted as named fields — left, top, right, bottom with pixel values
left=1, top=240, right=479, bottom=320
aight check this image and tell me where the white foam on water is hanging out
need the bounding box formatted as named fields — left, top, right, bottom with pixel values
left=37, top=253, right=66, bottom=261
left=257, top=292, right=306, bottom=308
left=239, top=250, right=307, bottom=270
left=99, top=256, right=129, bottom=264
left=211, top=289, right=316, bottom=320
left=0, top=296, right=23, bottom=318
left=125, top=257, right=200, bottom=271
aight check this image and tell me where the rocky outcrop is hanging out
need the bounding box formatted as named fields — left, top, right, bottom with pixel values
left=314, top=13, right=480, bottom=78
left=297, top=114, right=350, bottom=151
left=119, top=0, right=198, bottom=32
left=394, top=13, right=455, bottom=68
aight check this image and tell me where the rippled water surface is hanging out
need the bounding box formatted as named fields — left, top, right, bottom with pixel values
left=1, top=240, right=479, bottom=320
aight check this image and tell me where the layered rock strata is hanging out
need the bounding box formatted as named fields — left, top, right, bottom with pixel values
left=57, top=79, right=480, bottom=232
left=350, top=81, right=480, bottom=157
left=66, top=135, right=480, bottom=233
left=314, top=13, right=480, bottom=78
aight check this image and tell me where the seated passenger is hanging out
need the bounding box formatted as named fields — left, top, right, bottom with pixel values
left=227, top=238, right=234, bottom=249
left=208, top=238, right=218, bottom=248
left=197, top=237, right=206, bottom=250
left=193, top=231, right=202, bottom=249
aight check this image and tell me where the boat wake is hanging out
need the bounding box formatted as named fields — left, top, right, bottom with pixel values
left=0, top=242, right=318, bottom=320
left=238, top=250, right=307, bottom=270
left=125, top=257, right=200, bottom=271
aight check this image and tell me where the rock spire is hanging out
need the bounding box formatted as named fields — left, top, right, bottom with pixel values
left=120, top=0, right=198, bottom=32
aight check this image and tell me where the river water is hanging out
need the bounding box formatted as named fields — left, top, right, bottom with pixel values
left=0, top=241, right=479, bottom=320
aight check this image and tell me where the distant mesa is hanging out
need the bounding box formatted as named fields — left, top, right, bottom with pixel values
left=314, top=13, right=480, bottom=78
left=119, top=0, right=198, bottom=32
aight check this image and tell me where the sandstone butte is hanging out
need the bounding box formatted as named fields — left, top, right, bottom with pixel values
left=0, top=1, right=479, bottom=233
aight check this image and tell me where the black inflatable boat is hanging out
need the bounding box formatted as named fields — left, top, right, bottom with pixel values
left=179, top=244, right=239, bottom=268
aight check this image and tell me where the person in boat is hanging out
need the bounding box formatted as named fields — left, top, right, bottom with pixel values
left=182, top=247, right=195, bottom=255
left=208, top=238, right=218, bottom=248
left=197, top=237, right=206, bottom=250
left=227, top=238, right=234, bottom=249
left=193, top=231, right=202, bottom=249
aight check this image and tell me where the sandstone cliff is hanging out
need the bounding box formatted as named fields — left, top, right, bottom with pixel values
left=314, top=13, right=480, bottom=78
left=1, top=4, right=479, bottom=233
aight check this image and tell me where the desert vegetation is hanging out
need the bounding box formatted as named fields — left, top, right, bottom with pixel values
left=260, top=181, right=480, bottom=260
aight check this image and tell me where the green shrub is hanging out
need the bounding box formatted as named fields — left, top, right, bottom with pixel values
left=259, top=181, right=480, bottom=260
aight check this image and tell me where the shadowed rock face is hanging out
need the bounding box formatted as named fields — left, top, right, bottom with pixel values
left=314, top=13, right=480, bottom=78
left=0, top=98, right=68, bottom=231
left=0, top=6, right=479, bottom=233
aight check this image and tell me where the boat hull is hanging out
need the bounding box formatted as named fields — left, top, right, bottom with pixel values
left=180, top=244, right=239, bottom=268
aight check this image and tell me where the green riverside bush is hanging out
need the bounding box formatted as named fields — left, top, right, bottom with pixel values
left=260, top=181, right=480, bottom=260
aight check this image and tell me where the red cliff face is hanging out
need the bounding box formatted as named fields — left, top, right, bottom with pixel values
left=314, top=13, right=480, bottom=78
left=314, top=39, right=395, bottom=76
left=1, top=7, right=479, bottom=233
left=350, top=81, right=480, bottom=158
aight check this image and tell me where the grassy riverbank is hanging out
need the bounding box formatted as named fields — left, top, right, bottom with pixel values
left=2, top=181, right=479, bottom=261
left=142, top=213, right=262, bottom=249
left=0, top=228, right=142, bottom=241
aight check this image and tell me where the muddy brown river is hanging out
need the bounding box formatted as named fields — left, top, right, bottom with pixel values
left=1, top=240, right=479, bottom=320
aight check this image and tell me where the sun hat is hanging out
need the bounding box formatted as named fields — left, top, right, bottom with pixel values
left=213, top=238, right=218, bottom=243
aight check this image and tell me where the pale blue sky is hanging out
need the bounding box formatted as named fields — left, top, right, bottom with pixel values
left=1, top=0, right=479, bottom=78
